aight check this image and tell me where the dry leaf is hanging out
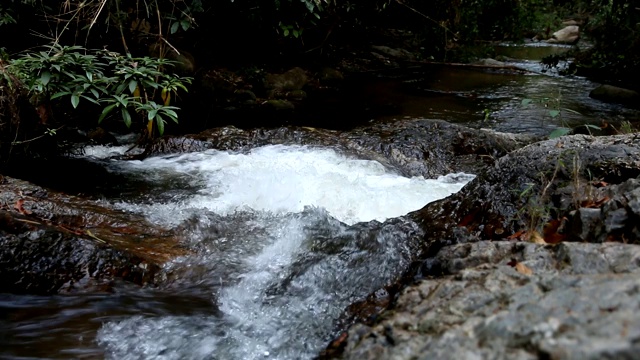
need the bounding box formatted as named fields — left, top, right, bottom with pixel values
left=515, top=262, right=533, bottom=276
left=529, top=230, right=546, bottom=244
left=542, top=219, right=567, bottom=244
left=13, top=199, right=32, bottom=215
left=581, top=196, right=610, bottom=208
left=592, top=181, right=609, bottom=188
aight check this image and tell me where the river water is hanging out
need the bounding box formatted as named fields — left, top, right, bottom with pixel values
left=1, top=44, right=639, bottom=359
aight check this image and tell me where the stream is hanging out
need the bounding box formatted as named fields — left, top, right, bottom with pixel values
left=1, top=44, right=639, bottom=359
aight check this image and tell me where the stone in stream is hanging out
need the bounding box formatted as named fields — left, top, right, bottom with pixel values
left=547, top=25, right=580, bottom=44
left=589, top=84, right=640, bottom=106
left=0, top=177, right=188, bottom=294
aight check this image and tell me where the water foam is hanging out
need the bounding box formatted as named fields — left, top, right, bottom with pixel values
left=111, top=145, right=471, bottom=226
left=97, top=145, right=474, bottom=359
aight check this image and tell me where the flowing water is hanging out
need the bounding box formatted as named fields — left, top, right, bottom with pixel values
left=1, top=145, right=472, bottom=359
left=2, top=44, right=639, bottom=359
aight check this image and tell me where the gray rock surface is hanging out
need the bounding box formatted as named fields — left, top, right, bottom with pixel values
left=340, top=241, right=640, bottom=360
left=143, top=119, right=540, bottom=178
left=413, top=134, right=640, bottom=244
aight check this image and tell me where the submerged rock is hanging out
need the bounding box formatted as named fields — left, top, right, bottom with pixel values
left=589, top=84, right=640, bottom=106
left=0, top=177, right=187, bottom=294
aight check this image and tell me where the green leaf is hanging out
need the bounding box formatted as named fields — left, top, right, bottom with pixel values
left=90, top=88, right=100, bottom=99
left=116, top=83, right=127, bottom=94
left=293, top=30, right=300, bottom=38
left=115, top=95, right=129, bottom=107
left=563, top=108, right=582, bottom=115
left=521, top=98, right=532, bottom=106
left=40, top=71, right=51, bottom=86
left=180, top=19, right=190, bottom=31
left=284, top=28, right=289, bottom=37
left=86, top=71, right=93, bottom=82
left=98, top=103, right=117, bottom=123
left=121, top=107, right=132, bottom=127
left=162, top=108, right=178, bottom=120
left=128, top=79, right=138, bottom=94
left=71, top=93, right=80, bottom=108
left=148, top=108, right=158, bottom=120
left=170, top=22, right=180, bottom=34
left=549, top=110, right=560, bottom=118
left=156, top=115, right=165, bottom=135
left=548, top=127, right=571, bottom=139
left=80, top=95, right=99, bottom=105
left=50, top=91, right=71, bottom=100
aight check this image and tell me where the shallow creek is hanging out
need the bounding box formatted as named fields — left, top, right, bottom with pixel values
left=1, top=44, right=639, bottom=359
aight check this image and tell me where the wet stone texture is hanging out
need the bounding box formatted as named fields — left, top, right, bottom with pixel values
left=143, top=119, right=540, bottom=178
left=336, top=133, right=640, bottom=359
left=413, top=133, right=640, bottom=246
left=0, top=177, right=187, bottom=294
left=339, top=241, right=640, bottom=360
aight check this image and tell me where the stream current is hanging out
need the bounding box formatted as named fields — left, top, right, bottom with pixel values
left=1, top=145, right=472, bottom=359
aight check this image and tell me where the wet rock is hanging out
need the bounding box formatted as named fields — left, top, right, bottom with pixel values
left=264, top=67, right=308, bottom=91
left=547, top=25, right=579, bottom=44
left=371, top=46, right=416, bottom=61
left=319, top=67, right=344, bottom=84
left=264, top=99, right=296, bottom=111
left=234, top=89, right=257, bottom=102
left=87, top=127, right=118, bottom=145
left=143, top=119, right=540, bottom=178
left=474, top=58, right=506, bottom=67
left=0, top=176, right=187, bottom=294
left=414, top=134, right=640, bottom=245
left=338, top=241, right=640, bottom=360
left=589, top=84, right=640, bottom=106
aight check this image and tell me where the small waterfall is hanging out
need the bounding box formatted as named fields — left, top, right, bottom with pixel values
left=91, top=145, right=473, bottom=359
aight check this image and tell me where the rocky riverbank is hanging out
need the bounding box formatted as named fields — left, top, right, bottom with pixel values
left=333, top=133, right=640, bottom=359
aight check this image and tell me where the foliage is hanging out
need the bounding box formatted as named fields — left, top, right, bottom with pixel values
left=6, top=44, right=191, bottom=136
left=574, top=0, right=640, bottom=87
left=521, top=94, right=599, bottom=139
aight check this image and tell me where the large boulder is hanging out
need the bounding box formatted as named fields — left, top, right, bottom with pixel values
left=338, top=240, right=640, bottom=359
left=589, top=84, right=640, bottom=106
left=547, top=25, right=580, bottom=44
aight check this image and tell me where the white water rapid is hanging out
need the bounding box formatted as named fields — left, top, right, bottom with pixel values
left=95, top=144, right=473, bottom=359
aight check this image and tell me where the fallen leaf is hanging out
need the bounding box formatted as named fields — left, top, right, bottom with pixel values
left=581, top=196, right=610, bottom=208
left=543, top=219, right=567, bottom=244
left=515, top=262, right=533, bottom=276
left=507, top=230, right=526, bottom=240
left=529, top=230, right=546, bottom=244
left=13, top=199, right=32, bottom=215
left=592, top=181, right=609, bottom=188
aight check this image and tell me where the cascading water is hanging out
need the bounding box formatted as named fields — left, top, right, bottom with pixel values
left=89, top=144, right=473, bottom=359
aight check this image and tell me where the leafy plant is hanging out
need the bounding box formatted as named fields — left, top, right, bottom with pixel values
left=7, top=44, right=191, bottom=136
left=520, top=93, right=598, bottom=139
